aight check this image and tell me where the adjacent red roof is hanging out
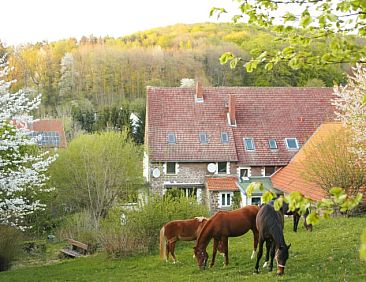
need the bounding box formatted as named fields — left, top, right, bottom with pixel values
left=146, top=86, right=334, bottom=164
left=30, top=119, right=67, bottom=148
left=207, top=177, right=239, bottom=191
left=271, top=123, right=342, bottom=201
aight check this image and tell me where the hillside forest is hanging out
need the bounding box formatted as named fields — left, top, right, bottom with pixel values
left=1, top=23, right=352, bottom=140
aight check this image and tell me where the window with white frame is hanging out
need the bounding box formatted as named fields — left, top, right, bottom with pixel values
left=217, top=162, right=227, bottom=174
left=244, top=138, right=255, bottom=151
left=268, top=139, right=278, bottom=150
left=199, top=132, right=208, bottom=144
left=167, top=132, right=176, bottom=144
left=220, top=192, right=232, bottom=207
left=221, top=132, right=229, bottom=144
left=285, top=138, right=299, bottom=150
left=239, top=167, right=250, bottom=181
left=251, top=196, right=261, bottom=206
left=166, top=162, right=177, bottom=174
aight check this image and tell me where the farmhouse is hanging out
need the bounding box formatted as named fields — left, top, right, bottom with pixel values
left=144, top=83, right=334, bottom=213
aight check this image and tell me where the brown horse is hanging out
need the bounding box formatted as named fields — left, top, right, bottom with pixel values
left=194, top=205, right=260, bottom=269
left=160, top=217, right=208, bottom=263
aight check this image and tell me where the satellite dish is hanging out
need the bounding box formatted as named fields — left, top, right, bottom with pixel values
left=207, top=163, right=216, bottom=173
left=152, top=168, right=161, bottom=178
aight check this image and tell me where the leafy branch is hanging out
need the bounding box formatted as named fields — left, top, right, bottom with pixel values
left=246, top=182, right=363, bottom=226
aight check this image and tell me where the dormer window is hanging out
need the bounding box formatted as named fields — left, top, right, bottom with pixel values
left=268, top=139, right=278, bottom=150
left=244, top=138, right=255, bottom=151
left=167, top=132, right=176, bottom=144
left=221, top=132, right=229, bottom=144
left=199, top=132, right=208, bottom=144
left=285, top=138, right=299, bottom=150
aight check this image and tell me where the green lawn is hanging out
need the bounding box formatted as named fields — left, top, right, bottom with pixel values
left=1, top=216, right=365, bottom=282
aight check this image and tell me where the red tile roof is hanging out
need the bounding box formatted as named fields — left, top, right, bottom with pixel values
left=30, top=119, right=67, bottom=148
left=146, top=86, right=334, bottom=164
left=206, top=177, right=239, bottom=191
left=271, top=123, right=342, bottom=201
left=146, top=87, right=238, bottom=162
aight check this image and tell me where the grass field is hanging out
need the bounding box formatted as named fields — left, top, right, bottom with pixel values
left=1, top=216, right=365, bottom=282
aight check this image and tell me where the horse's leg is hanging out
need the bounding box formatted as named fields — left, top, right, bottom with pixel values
left=210, top=238, right=219, bottom=268
left=268, top=240, right=276, bottom=272
left=254, top=238, right=264, bottom=273
left=293, top=212, right=300, bottom=232
left=222, top=237, right=229, bottom=266
left=166, top=240, right=170, bottom=262
left=251, top=228, right=259, bottom=260
left=263, top=239, right=271, bottom=268
left=304, top=211, right=313, bottom=232
left=170, top=241, right=177, bottom=263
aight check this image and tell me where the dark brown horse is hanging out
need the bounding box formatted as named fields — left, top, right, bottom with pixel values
left=282, top=202, right=312, bottom=232
left=255, top=204, right=291, bottom=275
left=160, top=217, right=208, bottom=263
left=194, top=205, right=259, bottom=269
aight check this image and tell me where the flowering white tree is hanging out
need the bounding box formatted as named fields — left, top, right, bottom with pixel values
left=333, top=64, right=366, bottom=261
left=333, top=64, right=366, bottom=162
left=0, top=56, right=56, bottom=230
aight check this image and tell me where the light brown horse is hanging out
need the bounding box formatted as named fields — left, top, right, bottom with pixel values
left=160, top=217, right=208, bottom=263
left=194, top=205, right=260, bottom=269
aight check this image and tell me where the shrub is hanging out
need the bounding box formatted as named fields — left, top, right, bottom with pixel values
left=57, top=211, right=99, bottom=249
left=0, top=226, right=23, bottom=271
left=100, top=193, right=209, bottom=257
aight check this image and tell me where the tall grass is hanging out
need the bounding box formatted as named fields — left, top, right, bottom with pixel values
left=0, top=226, right=23, bottom=271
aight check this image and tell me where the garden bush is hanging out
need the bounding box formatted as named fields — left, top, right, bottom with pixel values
left=0, top=226, right=23, bottom=271
left=100, top=193, right=209, bottom=257
left=57, top=211, right=99, bottom=249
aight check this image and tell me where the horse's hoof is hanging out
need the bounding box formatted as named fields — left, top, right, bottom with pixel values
left=253, top=270, right=259, bottom=274
left=263, top=261, right=268, bottom=268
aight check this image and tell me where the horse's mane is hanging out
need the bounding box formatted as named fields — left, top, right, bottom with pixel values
left=197, top=211, right=223, bottom=243
left=260, top=205, right=286, bottom=246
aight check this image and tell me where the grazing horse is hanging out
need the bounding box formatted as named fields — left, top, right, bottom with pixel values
left=194, top=205, right=259, bottom=269
left=282, top=202, right=312, bottom=232
left=255, top=204, right=291, bottom=275
left=160, top=217, right=208, bottom=263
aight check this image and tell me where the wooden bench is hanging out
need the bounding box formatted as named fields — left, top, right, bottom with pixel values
left=60, top=239, right=89, bottom=258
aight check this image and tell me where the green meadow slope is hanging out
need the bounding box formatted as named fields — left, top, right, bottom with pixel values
left=1, top=216, right=365, bottom=282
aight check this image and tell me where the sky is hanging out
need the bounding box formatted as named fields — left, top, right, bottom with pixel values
left=0, top=0, right=237, bottom=46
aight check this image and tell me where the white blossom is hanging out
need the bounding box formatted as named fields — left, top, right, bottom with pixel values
left=0, top=56, right=57, bottom=230
left=333, top=64, right=366, bottom=162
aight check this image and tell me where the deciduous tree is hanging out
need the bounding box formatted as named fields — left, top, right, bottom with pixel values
left=49, top=131, right=143, bottom=229
left=0, top=57, right=56, bottom=229
left=215, top=0, right=366, bottom=71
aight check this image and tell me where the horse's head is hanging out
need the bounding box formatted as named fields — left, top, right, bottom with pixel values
left=193, top=247, right=208, bottom=270
left=275, top=244, right=291, bottom=275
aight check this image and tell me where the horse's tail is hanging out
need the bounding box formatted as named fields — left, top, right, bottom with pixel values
left=160, top=226, right=167, bottom=261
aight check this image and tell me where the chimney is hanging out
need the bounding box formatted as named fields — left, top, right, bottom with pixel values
left=195, top=81, right=204, bottom=102
left=228, top=95, right=236, bottom=126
